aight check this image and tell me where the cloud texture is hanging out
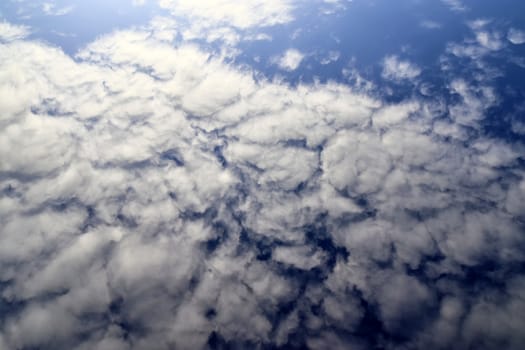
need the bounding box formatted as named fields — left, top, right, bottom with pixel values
left=0, top=11, right=525, bottom=350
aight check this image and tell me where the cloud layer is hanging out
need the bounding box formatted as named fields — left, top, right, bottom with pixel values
left=0, top=12, right=525, bottom=350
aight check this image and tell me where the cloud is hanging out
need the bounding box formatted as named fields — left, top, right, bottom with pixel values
left=274, top=48, right=305, bottom=71
left=468, top=19, right=491, bottom=30
left=382, top=55, right=421, bottom=81
left=158, top=0, right=294, bottom=29
left=42, top=2, right=75, bottom=16
left=0, top=14, right=524, bottom=350
left=447, top=79, right=498, bottom=126
left=475, top=30, right=504, bottom=50
left=273, top=245, right=326, bottom=269
left=148, top=0, right=295, bottom=49
left=508, top=28, right=525, bottom=45
left=0, top=21, right=30, bottom=42
left=320, top=50, right=341, bottom=65
left=446, top=20, right=506, bottom=61
left=441, top=0, right=467, bottom=12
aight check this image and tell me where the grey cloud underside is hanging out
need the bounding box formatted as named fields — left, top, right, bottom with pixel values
left=1, top=26, right=525, bottom=350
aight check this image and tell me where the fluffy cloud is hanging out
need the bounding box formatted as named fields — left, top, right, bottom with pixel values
left=320, top=50, right=340, bottom=65
left=0, top=21, right=31, bottom=42
left=274, top=48, right=305, bottom=71
left=155, top=0, right=293, bottom=46
left=158, top=0, right=294, bottom=29
left=0, top=13, right=524, bottom=350
left=447, top=20, right=506, bottom=60
left=382, top=55, right=421, bottom=81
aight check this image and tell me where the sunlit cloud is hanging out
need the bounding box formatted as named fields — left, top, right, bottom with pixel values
left=0, top=21, right=30, bottom=42
left=0, top=1, right=524, bottom=349
left=274, top=48, right=305, bottom=71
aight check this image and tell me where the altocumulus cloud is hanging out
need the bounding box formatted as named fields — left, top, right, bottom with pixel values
left=1, top=10, right=525, bottom=350
left=156, top=0, right=294, bottom=47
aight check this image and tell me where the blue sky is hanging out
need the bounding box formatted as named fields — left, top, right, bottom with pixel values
left=0, top=1, right=525, bottom=349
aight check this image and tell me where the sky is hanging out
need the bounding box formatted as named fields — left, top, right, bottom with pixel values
left=0, top=0, right=525, bottom=349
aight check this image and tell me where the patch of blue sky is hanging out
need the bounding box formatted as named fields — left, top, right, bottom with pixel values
left=0, top=0, right=167, bottom=54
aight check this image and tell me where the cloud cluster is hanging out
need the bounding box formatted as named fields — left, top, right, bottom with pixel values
left=153, top=0, right=294, bottom=48
left=447, top=19, right=507, bottom=60
left=0, top=15, right=524, bottom=350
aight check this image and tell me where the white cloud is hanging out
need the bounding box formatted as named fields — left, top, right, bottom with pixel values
left=273, top=245, right=326, bottom=269
left=0, top=21, right=30, bottom=42
left=382, top=55, right=421, bottom=80
left=158, top=0, right=294, bottom=29
left=274, top=48, right=304, bottom=71
left=146, top=0, right=295, bottom=48
left=0, top=15, right=524, bottom=350
left=322, top=130, right=392, bottom=194
left=446, top=22, right=506, bottom=60
left=508, top=28, right=525, bottom=45
left=372, top=101, right=419, bottom=128
left=448, top=79, right=498, bottom=126
left=468, top=19, right=491, bottom=30
left=42, top=2, right=74, bottom=16
left=245, top=33, right=272, bottom=41
left=320, top=50, right=340, bottom=65
left=441, top=0, right=467, bottom=12
left=475, top=30, right=504, bottom=50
